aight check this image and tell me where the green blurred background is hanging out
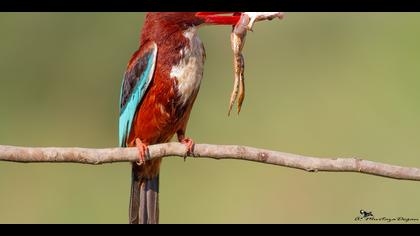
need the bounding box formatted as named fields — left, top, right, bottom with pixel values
left=0, top=13, right=420, bottom=224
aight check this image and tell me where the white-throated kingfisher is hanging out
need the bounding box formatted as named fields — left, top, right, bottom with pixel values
left=119, top=12, right=242, bottom=224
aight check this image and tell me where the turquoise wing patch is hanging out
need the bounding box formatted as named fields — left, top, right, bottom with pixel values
left=119, top=43, right=158, bottom=147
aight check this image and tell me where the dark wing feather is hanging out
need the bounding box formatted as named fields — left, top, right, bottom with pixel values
left=119, top=42, right=158, bottom=147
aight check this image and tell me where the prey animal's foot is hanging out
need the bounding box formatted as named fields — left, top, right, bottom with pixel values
left=243, top=12, right=284, bottom=31
left=135, top=138, right=149, bottom=165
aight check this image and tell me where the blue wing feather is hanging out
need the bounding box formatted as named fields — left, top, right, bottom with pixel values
left=119, top=43, right=158, bottom=147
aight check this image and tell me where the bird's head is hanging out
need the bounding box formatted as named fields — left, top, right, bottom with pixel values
left=140, top=12, right=242, bottom=46
left=144, top=12, right=241, bottom=31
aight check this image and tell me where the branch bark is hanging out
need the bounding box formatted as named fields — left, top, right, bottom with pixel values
left=1, top=142, right=419, bottom=181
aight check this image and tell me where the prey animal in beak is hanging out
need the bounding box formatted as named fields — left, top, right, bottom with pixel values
left=228, top=12, right=284, bottom=115
left=197, top=12, right=284, bottom=115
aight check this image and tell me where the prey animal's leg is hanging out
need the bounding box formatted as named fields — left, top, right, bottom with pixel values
left=229, top=14, right=249, bottom=115
left=243, top=12, right=285, bottom=31
left=135, top=138, right=149, bottom=165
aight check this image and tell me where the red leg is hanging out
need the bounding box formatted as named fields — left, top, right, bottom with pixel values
left=177, top=131, right=195, bottom=157
left=135, top=138, right=148, bottom=165
left=180, top=137, right=195, bottom=155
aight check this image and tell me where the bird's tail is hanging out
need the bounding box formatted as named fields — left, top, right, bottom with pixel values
left=129, top=160, right=161, bottom=224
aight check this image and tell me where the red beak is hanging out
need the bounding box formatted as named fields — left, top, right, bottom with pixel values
left=196, top=12, right=241, bottom=25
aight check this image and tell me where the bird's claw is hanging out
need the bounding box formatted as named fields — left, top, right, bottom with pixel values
left=180, top=137, right=195, bottom=160
left=135, top=138, right=149, bottom=166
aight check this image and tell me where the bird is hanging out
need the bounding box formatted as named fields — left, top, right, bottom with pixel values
left=119, top=12, right=241, bottom=224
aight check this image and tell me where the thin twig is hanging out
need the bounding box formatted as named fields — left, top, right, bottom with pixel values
left=0, top=143, right=419, bottom=181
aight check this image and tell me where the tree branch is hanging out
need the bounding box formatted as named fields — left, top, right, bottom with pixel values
left=0, top=142, right=419, bottom=181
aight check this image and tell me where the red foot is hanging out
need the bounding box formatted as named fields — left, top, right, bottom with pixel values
left=135, top=138, right=148, bottom=165
left=180, top=137, right=195, bottom=156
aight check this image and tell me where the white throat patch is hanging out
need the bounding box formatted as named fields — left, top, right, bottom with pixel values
left=170, top=27, right=205, bottom=106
